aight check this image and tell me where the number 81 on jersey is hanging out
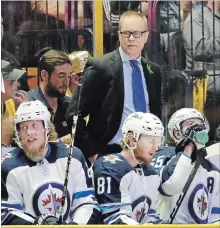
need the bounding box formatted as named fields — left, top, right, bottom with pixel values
left=97, top=177, right=112, bottom=194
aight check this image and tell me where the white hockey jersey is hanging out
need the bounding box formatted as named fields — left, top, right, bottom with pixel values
left=1, top=142, right=100, bottom=225
left=157, top=152, right=220, bottom=224
left=206, top=142, right=220, bottom=169
left=92, top=153, right=162, bottom=224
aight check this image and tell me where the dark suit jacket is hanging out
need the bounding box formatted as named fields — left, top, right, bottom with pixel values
left=66, top=49, right=162, bottom=159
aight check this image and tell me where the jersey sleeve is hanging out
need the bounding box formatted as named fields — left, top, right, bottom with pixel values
left=159, top=153, right=194, bottom=197
left=209, top=173, right=220, bottom=224
left=69, top=148, right=101, bottom=224
left=2, top=165, right=23, bottom=211
left=1, top=207, right=34, bottom=225
left=93, top=160, right=139, bottom=225
left=1, top=160, right=34, bottom=225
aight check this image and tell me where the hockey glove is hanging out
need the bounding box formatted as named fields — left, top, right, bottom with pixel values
left=149, top=219, right=170, bottom=224
left=176, top=124, right=209, bottom=162
left=34, top=214, right=59, bottom=225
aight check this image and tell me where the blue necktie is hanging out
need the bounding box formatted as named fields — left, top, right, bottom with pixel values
left=130, top=60, right=146, bottom=112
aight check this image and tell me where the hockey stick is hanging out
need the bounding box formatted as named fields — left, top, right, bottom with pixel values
left=58, top=84, right=82, bottom=224
left=169, top=148, right=207, bottom=224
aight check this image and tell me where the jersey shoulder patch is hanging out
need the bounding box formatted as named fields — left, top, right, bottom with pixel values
left=1, top=148, right=30, bottom=177
left=93, top=153, right=132, bottom=179
left=102, top=154, right=123, bottom=164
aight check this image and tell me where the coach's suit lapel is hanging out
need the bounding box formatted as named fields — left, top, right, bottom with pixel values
left=110, top=49, right=124, bottom=107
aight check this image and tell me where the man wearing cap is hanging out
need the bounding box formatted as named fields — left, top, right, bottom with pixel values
left=1, top=60, right=27, bottom=151
left=66, top=51, right=90, bottom=97
left=1, top=60, right=27, bottom=105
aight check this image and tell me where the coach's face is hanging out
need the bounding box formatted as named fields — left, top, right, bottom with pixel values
left=118, top=15, right=148, bottom=59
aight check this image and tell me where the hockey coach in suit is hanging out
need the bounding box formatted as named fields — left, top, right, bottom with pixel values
left=66, top=11, right=162, bottom=165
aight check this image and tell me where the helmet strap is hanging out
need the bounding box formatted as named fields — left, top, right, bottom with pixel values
left=123, top=139, right=141, bottom=164
left=43, top=131, right=50, bottom=149
left=173, top=128, right=182, bottom=142
left=129, top=148, right=141, bottom=164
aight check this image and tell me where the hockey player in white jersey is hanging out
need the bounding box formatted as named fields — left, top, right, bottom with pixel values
left=93, top=112, right=167, bottom=224
left=1, top=101, right=100, bottom=225
left=157, top=108, right=220, bottom=224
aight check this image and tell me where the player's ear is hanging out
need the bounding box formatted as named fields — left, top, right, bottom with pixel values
left=129, top=139, right=135, bottom=148
left=126, top=132, right=135, bottom=147
left=174, top=129, right=181, bottom=140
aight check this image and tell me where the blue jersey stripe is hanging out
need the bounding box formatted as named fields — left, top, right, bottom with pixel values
left=72, top=189, right=95, bottom=200
left=148, top=208, right=157, bottom=214
left=100, top=203, right=131, bottom=213
left=1, top=203, right=23, bottom=210
left=147, top=208, right=160, bottom=220
left=105, top=213, right=120, bottom=224
left=211, top=207, right=220, bottom=214
left=148, top=214, right=161, bottom=220
left=1, top=213, right=8, bottom=223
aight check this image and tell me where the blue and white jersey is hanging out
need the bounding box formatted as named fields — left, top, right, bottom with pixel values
left=1, top=206, right=35, bottom=225
left=1, top=142, right=100, bottom=225
left=206, top=142, right=220, bottom=169
left=151, top=146, right=176, bottom=173
left=92, top=153, right=162, bottom=224
left=157, top=153, right=220, bottom=224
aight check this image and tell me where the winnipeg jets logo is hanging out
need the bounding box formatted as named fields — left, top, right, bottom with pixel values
left=132, top=196, right=151, bottom=223
left=197, top=194, right=208, bottom=217
left=135, top=207, right=146, bottom=222
left=33, top=182, right=70, bottom=221
left=42, top=185, right=62, bottom=214
left=2, top=152, right=14, bottom=162
left=103, top=155, right=122, bottom=164
left=188, top=184, right=209, bottom=224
